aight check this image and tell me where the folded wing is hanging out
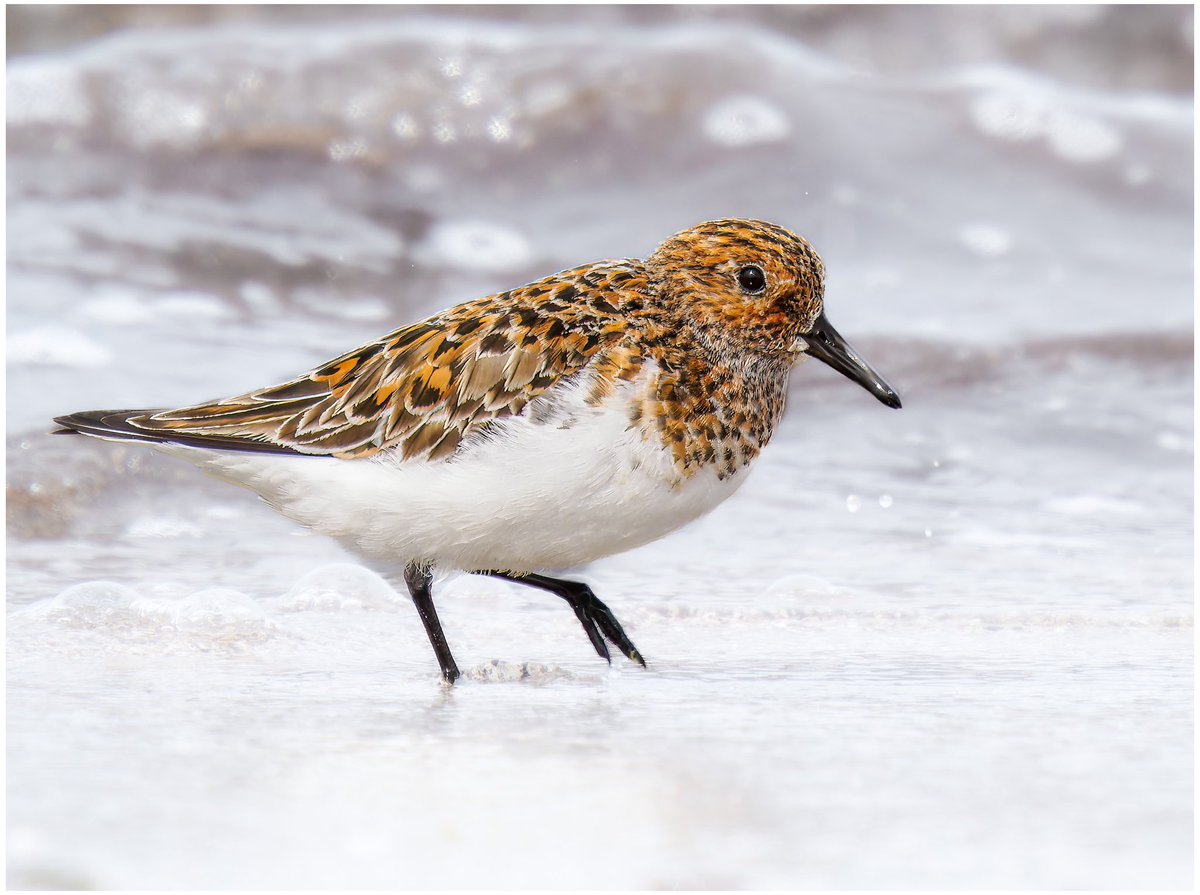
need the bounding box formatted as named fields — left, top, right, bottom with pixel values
left=55, top=277, right=645, bottom=461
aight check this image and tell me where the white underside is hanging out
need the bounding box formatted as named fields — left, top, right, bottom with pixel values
left=154, top=366, right=750, bottom=573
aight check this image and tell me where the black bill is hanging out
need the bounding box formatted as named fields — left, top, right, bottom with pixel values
left=803, top=312, right=902, bottom=409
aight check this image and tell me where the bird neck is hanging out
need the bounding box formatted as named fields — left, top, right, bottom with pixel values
left=637, top=324, right=791, bottom=482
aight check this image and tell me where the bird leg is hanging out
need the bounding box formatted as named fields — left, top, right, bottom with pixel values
left=404, top=562, right=461, bottom=684
left=479, top=571, right=646, bottom=668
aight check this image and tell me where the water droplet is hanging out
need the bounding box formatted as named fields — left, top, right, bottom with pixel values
left=879, top=494, right=893, bottom=509
left=846, top=495, right=861, bottom=513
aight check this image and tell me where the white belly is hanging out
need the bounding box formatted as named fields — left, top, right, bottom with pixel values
left=162, top=370, right=750, bottom=573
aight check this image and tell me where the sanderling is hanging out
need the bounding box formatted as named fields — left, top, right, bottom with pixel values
left=54, top=219, right=901, bottom=683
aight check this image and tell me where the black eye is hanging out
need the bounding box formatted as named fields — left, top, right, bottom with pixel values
left=737, top=265, right=766, bottom=294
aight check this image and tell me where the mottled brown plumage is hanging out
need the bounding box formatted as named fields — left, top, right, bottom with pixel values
left=140, top=262, right=643, bottom=461
left=121, top=219, right=832, bottom=478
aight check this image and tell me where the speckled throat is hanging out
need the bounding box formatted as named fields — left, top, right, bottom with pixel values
left=635, top=342, right=792, bottom=480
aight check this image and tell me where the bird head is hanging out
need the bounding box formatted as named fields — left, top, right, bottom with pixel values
left=648, top=218, right=901, bottom=408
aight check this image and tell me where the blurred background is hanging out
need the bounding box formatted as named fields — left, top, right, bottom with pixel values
left=7, top=5, right=1193, bottom=890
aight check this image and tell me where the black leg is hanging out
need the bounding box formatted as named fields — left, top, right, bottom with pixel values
left=404, top=563, right=461, bottom=684
left=479, top=571, right=646, bottom=668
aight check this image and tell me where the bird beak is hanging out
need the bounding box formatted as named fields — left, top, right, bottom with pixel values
left=802, top=312, right=902, bottom=408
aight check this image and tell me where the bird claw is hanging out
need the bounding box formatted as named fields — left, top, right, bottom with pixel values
left=583, top=595, right=645, bottom=669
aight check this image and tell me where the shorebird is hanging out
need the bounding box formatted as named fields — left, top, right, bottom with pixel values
left=54, top=219, right=901, bottom=682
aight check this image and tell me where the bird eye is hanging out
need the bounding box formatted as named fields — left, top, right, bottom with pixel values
left=737, top=265, right=766, bottom=294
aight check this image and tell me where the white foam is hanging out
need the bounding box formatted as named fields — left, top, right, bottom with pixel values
left=10, top=191, right=404, bottom=276
left=762, top=574, right=852, bottom=601
left=238, top=281, right=283, bottom=316
left=1042, top=495, right=1147, bottom=517
left=959, top=223, right=1014, bottom=257
left=274, top=564, right=400, bottom=612
left=79, top=293, right=153, bottom=325
left=6, top=58, right=91, bottom=126
left=21, top=580, right=277, bottom=643
left=1155, top=431, right=1190, bottom=452
left=970, top=80, right=1126, bottom=164
left=954, top=65, right=1191, bottom=129
left=702, top=95, right=790, bottom=147
left=390, top=112, right=421, bottom=142
left=156, top=291, right=236, bottom=320
left=132, top=588, right=273, bottom=634
left=328, top=137, right=370, bottom=162
left=970, top=91, right=1045, bottom=142
left=7, top=327, right=112, bottom=367
left=487, top=116, right=512, bottom=142
left=25, top=581, right=143, bottom=627
left=422, top=220, right=533, bottom=272
left=119, top=86, right=210, bottom=148
left=464, top=659, right=576, bottom=683
left=125, top=516, right=206, bottom=539
left=1045, top=109, right=1123, bottom=163
left=335, top=298, right=392, bottom=322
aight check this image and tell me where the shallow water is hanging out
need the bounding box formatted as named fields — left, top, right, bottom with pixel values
left=5, top=8, right=1194, bottom=889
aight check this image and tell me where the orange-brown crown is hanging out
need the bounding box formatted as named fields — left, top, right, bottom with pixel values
left=646, top=219, right=825, bottom=358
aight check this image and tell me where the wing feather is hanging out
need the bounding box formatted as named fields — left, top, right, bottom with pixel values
left=104, top=264, right=651, bottom=461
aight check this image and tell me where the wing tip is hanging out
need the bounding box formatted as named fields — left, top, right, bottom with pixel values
left=50, top=408, right=318, bottom=456
left=50, top=409, right=162, bottom=443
